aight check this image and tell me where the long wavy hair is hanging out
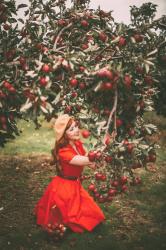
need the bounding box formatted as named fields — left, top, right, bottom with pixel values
left=51, top=118, right=74, bottom=174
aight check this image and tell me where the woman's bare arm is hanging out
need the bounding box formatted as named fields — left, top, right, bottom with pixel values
left=69, top=155, right=95, bottom=169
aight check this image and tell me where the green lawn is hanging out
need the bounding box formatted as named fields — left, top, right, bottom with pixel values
left=0, top=119, right=55, bottom=155
left=0, top=113, right=166, bottom=250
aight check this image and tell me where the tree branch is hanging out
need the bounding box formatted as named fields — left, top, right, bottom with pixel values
left=0, top=61, right=20, bottom=66
left=100, top=88, right=118, bottom=152
left=53, top=23, right=72, bottom=51
left=104, top=87, right=118, bottom=136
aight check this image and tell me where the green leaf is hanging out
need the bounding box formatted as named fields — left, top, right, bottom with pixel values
left=18, top=18, right=24, bottom=24
left=17, top=4, right=28, bottom=10
left=24, top=10, right=29, bottom=16
left=8, top=18, right=17, bottom=23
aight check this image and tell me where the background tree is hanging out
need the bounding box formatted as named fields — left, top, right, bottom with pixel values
left=0, top=0, right=166, bottom=202
left=154, top=30, right=166, bottom=116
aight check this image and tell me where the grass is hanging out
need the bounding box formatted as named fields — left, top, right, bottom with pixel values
left=0, top=113, right=166, bottom=250
left=0, top=119, right=55, bottom=155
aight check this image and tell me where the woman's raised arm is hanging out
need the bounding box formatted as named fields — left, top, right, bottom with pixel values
left=69, top=155, right=95, bottom=169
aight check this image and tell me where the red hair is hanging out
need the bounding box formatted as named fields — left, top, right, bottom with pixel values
left=51, top=118, right=74, bottom=173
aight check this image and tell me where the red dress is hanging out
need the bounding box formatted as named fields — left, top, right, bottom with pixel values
left=34, top=140, right=105, bottom=233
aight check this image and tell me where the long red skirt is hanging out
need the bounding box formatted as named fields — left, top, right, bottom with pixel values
left=34, top=176, right=105, bottom=233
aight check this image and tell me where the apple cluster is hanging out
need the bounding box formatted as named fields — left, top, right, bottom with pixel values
left=45, top=222, right=66, bottom=241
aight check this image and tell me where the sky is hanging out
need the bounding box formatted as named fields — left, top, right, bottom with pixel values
left=16, top=0, right=166, bottom=24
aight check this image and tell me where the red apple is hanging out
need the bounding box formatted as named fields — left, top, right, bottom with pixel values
left=93, top=188, right=98, bottom=194
left=88, top=151, right=96, bottom=161
left=81, top=129, right=90, bottom=138
left=39, top=77, right=48, bottom=87
left=35, top=43, right=43, bottom=50
left=22, top=63, right=29, bottom=71
left=144, top=75, right=153, bottom=85
left=79, top=82, right=86, bottom=89
left=104, top=134, right=111, bottom=145
left=120, top=176, right=128, bottom=185
left=19, top=56, right=26, bottom=65
left=8, top=86, right=16, bottom=93
left=105, top=155, right=113, bottom=163
left=82, top=44, right=89, bottom=50
left=79, top=66, right=85, bottom=72
left=88, top=184, right=96, bottom=191
left=86, top=35, right=94, bottom=41
left=3, top=23, right=11, bottom=30
left=0, top=90, right=6, bottom=98
left=65, top=105, right=72, bottom=113
left=100, top=184, right=107, bottom=190
left=99, top=32, right=107, bottom=42
left=148, top=153, right=156, bottom=162
left=69, top=78, right=78, bottom=87
left=108, top=189, right=117, bottom=196
left=118, top=36, right=126, bottom=46
left=134, top=34, right=143, bottom=43
left=0, top=115, right=7, bottom=124
left=95, top=173, right=103, bottom=180
left=97, top=69, right=114, bottom=80
left=132, top=162, right=142, bottom=169
left=2, top=123, right=7, bottom=130
left=76, top=104, right=81, bottom=111
left=95, top=151, right=102, bottom=160
left=102, top=82, right=113, bottom=90
left=128, top=128, right=135, bottom=137
left=98, top=195, right=105, bottom=203
left=71, top=91, right=77, bottom=98
left=133, top=176, right=142, bottom=185
left=41, top=101, right=46, bottom=108
left=111, top=180, right=119, bottom=187
left=106, top=70, right=114, bottom=80
left=58, top=19, right=67, bottom=26
left=116, top=119, right=123, bottom=127
left=124, top=74, right=132, bottom=88
left=9, top=113, right=14, bottom=121
left=3, top=80, right=12, bottom=90
left=127, top=143, right=134, bottom=153
left=81, top=20, right=89, bottom=27
left=101, top=174, right=106, bottom=181
left=94, top=192, right=100, bottom=198
left=42, top=46, right=49, bottom=53
left=121, top=185, right=128, bottom=192
left=42, top=64, right=51, bottom=73
left=123, top=139, right=129, bottom=145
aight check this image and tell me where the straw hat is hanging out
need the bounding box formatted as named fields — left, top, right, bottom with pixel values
left=54, top=114, right=71, bottom=141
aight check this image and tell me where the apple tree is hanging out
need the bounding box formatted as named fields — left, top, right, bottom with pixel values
left=0, top=0, right=166, bottom=202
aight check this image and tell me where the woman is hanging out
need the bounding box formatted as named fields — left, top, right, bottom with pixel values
left=34, top=114, right=105, bottom=239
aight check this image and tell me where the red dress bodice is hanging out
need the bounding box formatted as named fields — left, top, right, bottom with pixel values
left=58, top=140, right=86, bottom=177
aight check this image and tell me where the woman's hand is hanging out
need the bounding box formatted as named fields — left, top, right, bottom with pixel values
left=88, top=161, right=96, bottom=170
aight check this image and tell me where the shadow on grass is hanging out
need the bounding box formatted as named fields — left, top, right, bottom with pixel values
left=117, top=164, right=166, bottom=250
left=0, top=156, right=166, bottom=250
